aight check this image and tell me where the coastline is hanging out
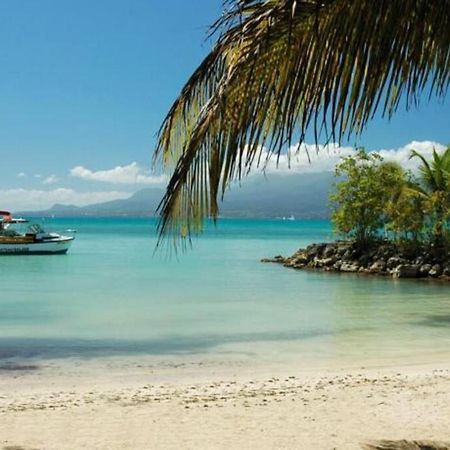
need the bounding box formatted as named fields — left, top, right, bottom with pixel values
left=1, top=354, right=450, bottom=449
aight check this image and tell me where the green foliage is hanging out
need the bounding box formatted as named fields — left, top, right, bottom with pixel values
left=409, top=147, right=450, bottom=243
left=385, top=175, right=427, bottom=241
left=330, top=150, right=404, bottom=248
left=331, top=146, right=450, bottom=249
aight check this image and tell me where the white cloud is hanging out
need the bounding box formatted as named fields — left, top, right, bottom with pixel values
left=260, top=143, right=354, bottom=174
left=17, top=172, right=26, bottom=178
left=0, top=188, right=130, bottom=211
left=70, top=162, right=167, bottom=185
left=376, top=140, right=446, bottom=171
left=252, top=140, right=446, bottom=175
left=42, top=175, right=59, bottom=185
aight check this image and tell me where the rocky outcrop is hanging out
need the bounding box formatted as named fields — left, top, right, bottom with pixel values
left=262, top=240, right=450, bottom=281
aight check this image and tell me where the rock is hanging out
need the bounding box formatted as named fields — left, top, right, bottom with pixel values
left=387, top=256, right=407, bottom=269
left=429, top=264, right=442, bottom=277
left=306, top=243, right=326, bottom=258
left=414, top=256, right=426, bottom=265
left=261, top=255, right=285, bottom=263
left=358, top=255, right=371, bottom=266
left=321, top=257, right=336, bottom=267
left=336, top=243, right=351, bottom=257
left=369, top=260, right=386, bottom=273
left=342, top=249, right=357, bottom=261
left=340, top=262, right=360, bottom=272
left=283, top=259, right=296, bottom=268
left=313, top=256, right=335, bottom=267
left=393, top=264, right=419, bottom=278
left=292, top=252, right=309, bottom=264
left=418, top=264, right=432, bottom=276
left=323, top=245, right=337, bottom=258
left=262, top=240, right=450, bottom=282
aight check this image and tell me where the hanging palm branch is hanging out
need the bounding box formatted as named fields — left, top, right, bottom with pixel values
left=155, top=0, right=450, bottom=244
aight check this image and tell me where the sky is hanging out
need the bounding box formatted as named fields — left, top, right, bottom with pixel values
left=0, top=0, right=449, bottom=210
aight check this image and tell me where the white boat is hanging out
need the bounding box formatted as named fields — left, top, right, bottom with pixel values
left=0, top=211, right=75, bottom=255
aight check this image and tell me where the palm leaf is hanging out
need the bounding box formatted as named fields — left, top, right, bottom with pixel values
left=410, top=149, right=437, bottom=191
left=155, top=0, right=450, bottom=243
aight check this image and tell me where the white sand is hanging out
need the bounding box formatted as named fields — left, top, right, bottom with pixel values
left=1, top=356, right=450, bottom=450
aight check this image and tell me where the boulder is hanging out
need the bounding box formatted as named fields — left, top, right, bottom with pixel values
left=419, top=264, right=432, bottom=276
left=283, top=259, right=296, bottom=267
left=429, top=264, right=442, bottom=278
left=336, top=243, right=351, bottom=256
left=323, top=244, right=337, bottom=258
left=306, top=243, right=326, bottom=258
left=358, top=255, right=371, bottom=267
left=369, top=260, right=386, bottom=273
left=387, top=256, right=407, bottom=269
left=393, top=264, right=419, bottom=278
left=292, top=252, right=310, bottom=264
left=414, top=256, right=426, bottom=265
left=314, top=257, right=335, bottom=267
left=342, top=249, right=358, bottom=261
left=340, top=262, right=360, bottom=272
left=261, top=255, right=285, bottom=263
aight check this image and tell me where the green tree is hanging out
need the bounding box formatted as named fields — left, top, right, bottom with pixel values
left=330, top=150, right=404, bottom=248
left=154, top=0, right=450, bottom=240
left=385, top=181, right=427, bottom=243
left=408, top=146, right=450, bottom=243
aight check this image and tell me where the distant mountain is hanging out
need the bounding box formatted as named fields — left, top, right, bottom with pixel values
left=222, top=172, right=333, bottom=219
left=17, top=172, right=334, bottom=219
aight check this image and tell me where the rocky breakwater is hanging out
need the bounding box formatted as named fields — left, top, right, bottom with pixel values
left=262, top=241, right=450, bottom=280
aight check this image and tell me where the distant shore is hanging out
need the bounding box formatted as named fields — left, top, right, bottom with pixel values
left=1, top=355, right=450, bottom=449
left=263, top=240, right=450, bottom=281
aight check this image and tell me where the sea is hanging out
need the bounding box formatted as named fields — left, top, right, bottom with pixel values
left=0, top=217, right=449, bottom=369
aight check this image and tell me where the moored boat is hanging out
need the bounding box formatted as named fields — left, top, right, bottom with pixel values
left=0, top=211, right=75, bottom=255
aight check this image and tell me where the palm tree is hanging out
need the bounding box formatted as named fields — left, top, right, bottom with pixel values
left=409, top=146, right=450, bottom=242
left=155, top=0, right=450, bottom=242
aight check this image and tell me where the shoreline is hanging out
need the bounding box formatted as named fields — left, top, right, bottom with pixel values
left=1, top=355, right=450, bottom=449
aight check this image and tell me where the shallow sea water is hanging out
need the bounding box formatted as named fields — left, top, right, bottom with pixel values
left=0, top=218, right=449, bottom=368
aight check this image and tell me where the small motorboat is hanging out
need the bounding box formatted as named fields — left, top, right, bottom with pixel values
left=0, top=210, right=75, bottom=255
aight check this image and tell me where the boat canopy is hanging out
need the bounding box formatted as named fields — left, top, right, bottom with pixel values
left=0, top=211, right=28, bottom=224
left=0, top=211, right=12, bottom=221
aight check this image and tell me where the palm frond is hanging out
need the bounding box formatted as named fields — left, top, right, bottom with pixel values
left=155, top=0, right=450, bottom=243
left=410, top=148, right=436, bottom=191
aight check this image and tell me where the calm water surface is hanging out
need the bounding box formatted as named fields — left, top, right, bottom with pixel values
left=0, top=218, right=449, bottom=367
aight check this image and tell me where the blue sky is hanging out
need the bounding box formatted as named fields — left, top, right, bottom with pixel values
left=0, top=1, right=448, bottom=210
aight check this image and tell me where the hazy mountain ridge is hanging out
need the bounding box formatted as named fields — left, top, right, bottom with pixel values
left=17, top=172, right=334, bottom=219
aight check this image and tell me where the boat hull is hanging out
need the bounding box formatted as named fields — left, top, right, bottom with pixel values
left=0, top=237, right=74, bottom=255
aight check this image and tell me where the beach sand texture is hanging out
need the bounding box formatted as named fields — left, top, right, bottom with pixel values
left=1, top=360, right=449, bottom=450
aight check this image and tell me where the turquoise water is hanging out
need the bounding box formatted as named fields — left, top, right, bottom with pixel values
left=0, top=218, right=449, bottom=366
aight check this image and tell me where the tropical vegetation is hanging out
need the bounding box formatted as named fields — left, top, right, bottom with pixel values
left=155, top=0, right=450, bottom=242
left=330, top=147, right=450, bottom=250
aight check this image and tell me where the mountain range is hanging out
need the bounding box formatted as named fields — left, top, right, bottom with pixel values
left=18, top=172, right=334, bottom=219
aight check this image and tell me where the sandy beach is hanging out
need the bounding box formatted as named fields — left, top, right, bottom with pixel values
left=1, top=356, right=450, bottom=450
